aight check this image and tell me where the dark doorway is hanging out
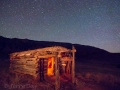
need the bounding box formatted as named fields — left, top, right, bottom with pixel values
left=39, top=58, right=44, bottom=81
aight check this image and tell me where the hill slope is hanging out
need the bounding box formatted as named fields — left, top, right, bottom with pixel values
left=0, top=36, right=120, bottom=63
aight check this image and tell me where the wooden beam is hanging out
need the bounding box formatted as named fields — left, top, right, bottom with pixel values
left=72, top=46, right=76, bottom=84
left=55, top=52, right=60, bottom=90
left=66, top=60, right=71, bottom=74
left=57, top=52, right=60, bottom=88
left=37, top=55, right=56, bottom=58
left=61, top=57, right=72, bottom=61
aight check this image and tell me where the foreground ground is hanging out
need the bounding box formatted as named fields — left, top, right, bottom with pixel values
left=0, top=60, right=120, bottom=90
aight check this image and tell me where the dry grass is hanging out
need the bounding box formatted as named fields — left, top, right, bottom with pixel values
left=76, top=72, right=120, bottom=85
left=0, top=60, right=120, bottom=90
left=75, top=61, right=120, bottom=89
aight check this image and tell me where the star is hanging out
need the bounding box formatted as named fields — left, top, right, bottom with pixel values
left=0, top=0, right=120, bottom=52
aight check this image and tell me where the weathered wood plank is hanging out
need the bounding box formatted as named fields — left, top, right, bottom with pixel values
left=10, top=58, right=37, bottom=61
left=72, top=46, right=76, bottom=84
left=10, top=66, right=39, bottom=73
left=10, top=69, right=38, bottom=74
left=11, top=59, right=38, bottom=64
left=10, top=69, right=38, bottom=76
left=10, top=68, right=37, bottom=74
left=66, top=60, right=72, bottom=74
left=10, top=63, right=39, bottom=67
left=25, top=65, right=39, bottom=68
left=10, top=67, right=37, bottom=72
left=10, top=64, right=39, bottom=71
left=37, top=55, right=56, bottom=58
left=10, top=67, right=38, bottom=73
left=10, top=61, right=38, bottom=66
left=10, top=66, right=39, bottom=71
left=55, top=53, right=60, bottom=90
left=61, top=57, right=72, bottom=61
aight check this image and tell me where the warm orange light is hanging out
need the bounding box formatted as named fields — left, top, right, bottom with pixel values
left=47, top=57, right=54, bottom=75
left=61, top=61, right=66, bottom=66
left=23, top=64, right=26, bottom=67
left=62, top=63, right=66, bottom=66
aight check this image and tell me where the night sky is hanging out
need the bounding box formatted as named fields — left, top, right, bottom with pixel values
left=0, top=0, right=120, bottom=53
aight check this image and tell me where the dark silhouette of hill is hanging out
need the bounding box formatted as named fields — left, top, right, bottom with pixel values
left=0, top=36, right=120, bottom=63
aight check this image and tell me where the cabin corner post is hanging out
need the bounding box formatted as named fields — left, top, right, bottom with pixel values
left=55, top=52, right=60, bottom=90
left=72, top=46, right=76, bottom=84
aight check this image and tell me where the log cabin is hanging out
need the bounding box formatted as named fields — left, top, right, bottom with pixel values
left=9, top=46, right=76, bottom=89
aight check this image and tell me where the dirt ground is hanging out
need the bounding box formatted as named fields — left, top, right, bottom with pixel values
left=38, top=74, right=120, bottom=90
left=0, top=60, right=120, bottom=90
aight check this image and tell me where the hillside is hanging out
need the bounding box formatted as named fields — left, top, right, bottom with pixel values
left=0, top=36, right=120, bottom=63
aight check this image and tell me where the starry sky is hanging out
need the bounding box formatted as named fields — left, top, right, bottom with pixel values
left=0, top=0, right=120, bottom=53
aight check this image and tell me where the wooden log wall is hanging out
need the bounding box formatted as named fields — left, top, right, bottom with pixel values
left=10, top=57, right=38, bottom=77
left=55, top=53, right=60, bottom=90
left=10, top=57, right=49, bottom=80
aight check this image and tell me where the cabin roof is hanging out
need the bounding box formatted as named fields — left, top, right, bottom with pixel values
left=10, top=46, right=71, bottom=57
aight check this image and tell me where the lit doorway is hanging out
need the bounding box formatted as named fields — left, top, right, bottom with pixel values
left=47, top=57, right=54, bottom=75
